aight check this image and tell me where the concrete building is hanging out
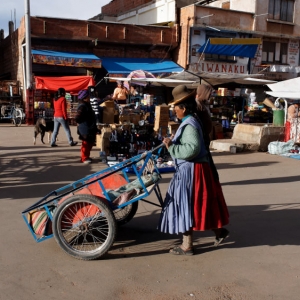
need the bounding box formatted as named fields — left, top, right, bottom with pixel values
left=100, top=0, right=300, bottom=82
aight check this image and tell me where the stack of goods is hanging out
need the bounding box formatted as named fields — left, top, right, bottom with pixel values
left=33, top=90, right=54, bottom=119
left=154, top=104, right=170, bottom=136
left=119, top=106, right=142, bottom=126
left=96, top=125, right=112, bottom=155
left=141, top=94, right=154, bottom=106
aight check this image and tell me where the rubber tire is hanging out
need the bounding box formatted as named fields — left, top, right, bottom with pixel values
left=52, top=194, right=117, bottom=260
left=113, top=201, right=138, bottom=226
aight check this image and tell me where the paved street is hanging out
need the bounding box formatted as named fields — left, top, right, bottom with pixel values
left=1, top=123, right=300, bottom=300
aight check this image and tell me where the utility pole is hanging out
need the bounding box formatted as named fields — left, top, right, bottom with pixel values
left=24, top=0, right=34, bottom=125
left=24, top=0, right=32, bottom=89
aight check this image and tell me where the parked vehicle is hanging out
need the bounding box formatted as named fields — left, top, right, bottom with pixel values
left=0, top=101, right=25, bottom=126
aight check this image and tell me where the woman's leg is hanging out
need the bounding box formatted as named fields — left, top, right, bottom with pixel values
left=81, top=140, right=93, bottom=162
left=212, top=227, right=230, bottom=246
left=60, top=118, right=74, bottom=144
left=51, top=118, right=60, bottom=146
left=169, top=229, right=194, bottom=255
left=182, top=229, right=193, bottom=250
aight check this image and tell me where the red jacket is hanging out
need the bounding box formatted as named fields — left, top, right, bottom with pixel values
left=53, top=96, right=68, bottom=119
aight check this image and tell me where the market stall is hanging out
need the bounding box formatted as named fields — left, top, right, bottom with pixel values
left=266, top=77, right=300, bottom=144
left=30, top=75, right=95, bottom=124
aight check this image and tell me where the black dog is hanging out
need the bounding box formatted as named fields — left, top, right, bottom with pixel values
left=33, top=118, right=56, bottom=145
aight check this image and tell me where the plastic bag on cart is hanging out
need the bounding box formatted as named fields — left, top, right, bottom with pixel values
left=107, top=173, right=160, bottom=206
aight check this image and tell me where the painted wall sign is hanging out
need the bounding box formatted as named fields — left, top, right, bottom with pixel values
left=287, top=40, right=299, bottom=66
left=190, top=61, right=248, bottom=74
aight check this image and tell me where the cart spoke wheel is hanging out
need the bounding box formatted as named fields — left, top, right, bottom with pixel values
left=53, top=194, right=116, bottom=260
left=113, top=201, right=138, bottom=226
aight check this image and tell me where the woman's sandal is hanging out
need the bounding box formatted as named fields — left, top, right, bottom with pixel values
left=169, top=246, right=194, bottom=256
left=214, top=228, right=230, bottom=246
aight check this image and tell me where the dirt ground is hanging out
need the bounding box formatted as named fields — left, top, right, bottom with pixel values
left=0, top=122, right=300, bottom=300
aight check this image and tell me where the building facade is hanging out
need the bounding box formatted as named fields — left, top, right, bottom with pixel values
left=100, top=0, right=300, bottom=81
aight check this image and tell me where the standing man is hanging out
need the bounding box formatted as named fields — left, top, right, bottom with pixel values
left=112, top=81, right=128, bottom=104
left=51, top=87, right=77, bottom=147
left=75, top=89, right=98, bottom=164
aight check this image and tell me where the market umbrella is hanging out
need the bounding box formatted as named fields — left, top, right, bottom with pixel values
left=123, top=70, right=155, bottom=89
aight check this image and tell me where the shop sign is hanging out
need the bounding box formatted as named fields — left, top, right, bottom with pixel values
left=262, top=72, right=295, bottom=81
left=32, top=54, right=102, bottom=68
left=288, top=40, right=299, bottom=67
left=190, top=61, right=248, bottom=74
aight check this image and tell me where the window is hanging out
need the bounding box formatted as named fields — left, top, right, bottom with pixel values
left=268, top=0, right=294, bottom=22
left=204, top=53, right=236, bottom=62
left=262, top=41, right=288, bottom=64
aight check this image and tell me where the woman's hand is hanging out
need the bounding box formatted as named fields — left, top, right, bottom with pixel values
left=163, top=135, right=174, bottom=149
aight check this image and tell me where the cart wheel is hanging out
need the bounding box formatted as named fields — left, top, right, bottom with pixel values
left=113, top=201, right=138, bottom=226
left=52, top=194, right=116, bottom=260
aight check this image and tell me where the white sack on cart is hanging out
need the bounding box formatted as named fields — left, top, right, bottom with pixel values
left=268, top=139, right=294, bottom=155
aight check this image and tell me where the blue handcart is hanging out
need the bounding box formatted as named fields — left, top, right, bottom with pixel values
left=22, top=147, right=165, bottom=260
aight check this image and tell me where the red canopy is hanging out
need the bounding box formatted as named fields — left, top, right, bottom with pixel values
left=35, top=76, right=95, bottom=93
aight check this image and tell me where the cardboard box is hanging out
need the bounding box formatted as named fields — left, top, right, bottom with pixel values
left=102, top=107, right=115, bottom=124
left=96, top=127, right=112, bottom=153
left=129, top=113, right=141, bottom=125
left=155, top=105, right=170, bottom=120
left=100, top=100, right=115, bottom=108
left=168, top=121, right=180, bottom=135
left=154, top=118, right=169, bottom=131
left=119, top=115, right=131, bottom=123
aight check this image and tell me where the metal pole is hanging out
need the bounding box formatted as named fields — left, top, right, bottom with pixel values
left=24, top=0, right=32, bottom=89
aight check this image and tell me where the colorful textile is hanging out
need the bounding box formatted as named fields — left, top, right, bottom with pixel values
left=27, top=206, right=55, bottom=236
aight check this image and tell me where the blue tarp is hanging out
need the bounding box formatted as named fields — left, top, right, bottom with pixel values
left=198, top=42, right=259, bottom=58
left=101, top=57, right=184, bottom=74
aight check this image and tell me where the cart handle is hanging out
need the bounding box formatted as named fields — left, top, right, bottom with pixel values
left=141, top=143, right=165, bottom=158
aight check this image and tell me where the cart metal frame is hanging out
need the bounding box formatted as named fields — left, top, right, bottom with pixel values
left=22, top=149, right=165, bottom=259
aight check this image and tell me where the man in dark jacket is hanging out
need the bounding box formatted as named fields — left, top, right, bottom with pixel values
left=75, top=89, right=97, bottom=164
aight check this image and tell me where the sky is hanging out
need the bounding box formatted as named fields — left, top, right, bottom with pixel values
left=0, top=0, right=110, bottom=38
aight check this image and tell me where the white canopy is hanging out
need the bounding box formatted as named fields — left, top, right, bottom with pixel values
left=167, top=70, right=277, bottom=86
left=266, top=77, right=300, bottom=100
left=105, top=71, right=277, bottom=89
left=104, top=76, right=199, bottom=88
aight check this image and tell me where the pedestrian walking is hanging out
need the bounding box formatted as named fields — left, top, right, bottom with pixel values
left=159, top=85, right=229, bottom=255
left=50, top=87, right=77, bottom=147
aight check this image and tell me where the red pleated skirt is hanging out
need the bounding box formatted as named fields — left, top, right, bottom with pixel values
left=192, top=162, right=229, bottom=231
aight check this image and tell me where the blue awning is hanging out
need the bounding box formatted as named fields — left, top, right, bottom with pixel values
left=101, top=57, right=184, bottom=74
left=31, top=50, right=102, bottom=68
left=198, top=38, right=260, bottom=58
